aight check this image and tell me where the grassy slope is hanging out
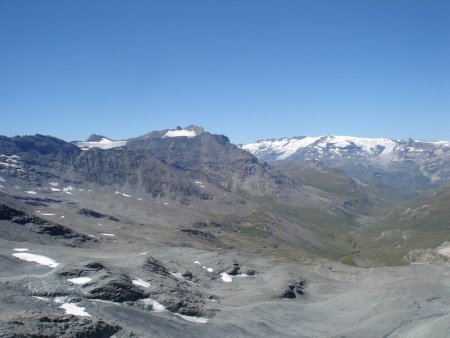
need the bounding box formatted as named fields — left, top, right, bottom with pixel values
left=207, top=193, right=359, bottom=264
left=353, top=186, right=450, bottom=265
left=183, top=161, right=449, bottom=267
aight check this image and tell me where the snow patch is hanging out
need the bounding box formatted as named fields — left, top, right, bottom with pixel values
left=101, top=233, right=115, bottom=237
left=132, top=278, right=150, bottom=288
left=194, top=261, right=200, bottom=265
left=0, top=176, right=5, bottom=182
left=33, top=296, right=49, bottom=301
left=207, top=268, right=214, bottom=272
left=170, top=272, right=184, bottom=279
left=75, top=138, right=127, bottom=150
left=41, top=213, right=55, bottom=216
left=63, top=186, right=74, bottom=194
left=0, top=155, right=23, bottom=171
left=25, top=191, right=37, bottom=195
left=13, top=253, right=59, bottom=268
left=60, top=303, right=91, bottom=316
left=50, top=187, right=61, bottom=192
left=220, top=272, right=233, bottom=282
left=438, top=246, right=450, bottom=258
left=162, top=129, right=197, bottom=138
left=115, top=191, right=132, bottom=197
left=220, top=272, right=247, bottom=282
left=175, top=313, right=208, bottom=323
left=13, top=248, right=29, bottom=252
left=141, top=299, right=166, bottom=312
left=68, top=277, right=92, bottom=285
left=49, top=182, right=59, bottom=187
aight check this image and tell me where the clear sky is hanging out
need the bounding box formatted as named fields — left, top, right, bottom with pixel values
left=1, top=0, right=449, bottom=144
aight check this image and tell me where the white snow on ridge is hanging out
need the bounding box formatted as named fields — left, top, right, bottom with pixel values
left=12, top=253, right=59, bottom=268
left=76, top=138, right=127, bottom=150
left=243, top=135, right=400, bottom=160
left=244, top=134, right=450, bottom=162
left=243, top=137, right=320, bottom=160
left=430, top=141, right=450, bottom=147
left=162, top=130, right=197, bottom=138
left=13, top=248, right=29, bottom=252
left=323, top=135, right=397, bottom=155
left=25, top=191, right=37, bottom=195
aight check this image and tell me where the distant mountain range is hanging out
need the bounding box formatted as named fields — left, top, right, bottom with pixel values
left=242, top=135, right=450, bottom=163
left=242, top=135, right=450, bottom=193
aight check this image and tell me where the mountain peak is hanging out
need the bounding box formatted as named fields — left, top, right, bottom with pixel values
left=184, top=125, right=204, bottom=135
left=86, top=134, right=110, bottom=142
left=161, top=125, right=205, bottom=139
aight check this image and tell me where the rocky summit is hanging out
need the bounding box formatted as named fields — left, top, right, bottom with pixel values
left=1, top=126, right=450, bottom=337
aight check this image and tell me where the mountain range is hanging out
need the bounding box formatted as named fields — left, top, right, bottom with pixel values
left=1, top=126, right=449, bottom=337
left=242, top=135, right=450, bottom=193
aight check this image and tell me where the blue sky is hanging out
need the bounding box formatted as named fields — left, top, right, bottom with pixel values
left=1, top=0, right=449, bottom=144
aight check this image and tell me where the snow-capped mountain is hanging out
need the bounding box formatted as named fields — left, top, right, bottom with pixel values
left=74, top=135, right=127, bottom=150
left=242, top=135, right=401, bottom=162
left=242, top=135, right=450, bottom=190
left=73, top=126, right=205, bottom=150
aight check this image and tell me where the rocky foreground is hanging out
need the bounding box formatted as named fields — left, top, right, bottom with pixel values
left=1, top=231, right=450, bottom=337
